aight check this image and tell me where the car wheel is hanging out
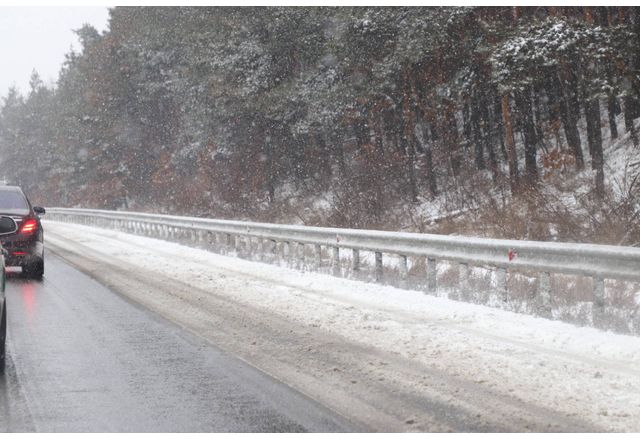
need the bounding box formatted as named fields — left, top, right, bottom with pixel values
left=0, top=302, right=6, bottom=376
left=24, top=259, right=44, bottom=280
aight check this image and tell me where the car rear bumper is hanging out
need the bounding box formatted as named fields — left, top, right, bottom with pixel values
left=1, top=235, right=43, bottom=267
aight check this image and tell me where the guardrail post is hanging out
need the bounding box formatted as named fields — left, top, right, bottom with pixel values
left=457, top=262, right=469, bottom=300
left=352, top=249, right=360, bottom=274
left=292, top=241, right=298, bottom=266
left=426, top=257, right=437, bottom=293
left=497, top=267, right=508, bottom=304
left=315, top=244, right=322, bottom=269
left=282, top=241, right=290, bottom=265
left=399, top=255, right=408, bottom=288
left=256, top=238, right=264, bottom=261
left=375, top=252, right=383, bottom=282
left=245, top=236, right=252, bottom=259
left=211, top=233, right=218, bottom=251
left=332, top=246, right=340, bottom=276
left=537, top=272, right=552, bottom=317
left=593, top=276, right=605, bottom=323
left=197, top=230, right=204, bottom=245
left=297, top=242, right=305, bottom=270
left=224, top=233, right=232, bottom=253
left=594, top=277, right=605, bottom=307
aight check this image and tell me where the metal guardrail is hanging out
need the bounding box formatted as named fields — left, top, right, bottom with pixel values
left=45, top=207, right=640, bottom=317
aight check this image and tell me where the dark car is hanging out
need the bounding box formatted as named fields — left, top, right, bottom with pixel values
left=0, top=186, right=45, bottom=279
left=0, top=215, right=18, bottom=375
left=0, top=256, right=4, bottom=375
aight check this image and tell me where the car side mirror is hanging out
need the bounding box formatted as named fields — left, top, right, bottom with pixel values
left=0, top=216, right=17, bottom=235
left=34, top=206, right=46, bottom=215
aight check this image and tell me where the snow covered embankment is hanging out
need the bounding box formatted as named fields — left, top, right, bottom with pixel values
left=44, top=220, right=640, bottom=432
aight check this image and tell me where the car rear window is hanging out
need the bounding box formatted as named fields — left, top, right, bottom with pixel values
left=0, top=190, right=29, bottom=215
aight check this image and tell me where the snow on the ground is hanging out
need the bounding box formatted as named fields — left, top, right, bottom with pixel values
left=44, top=220, right=640, bottom=431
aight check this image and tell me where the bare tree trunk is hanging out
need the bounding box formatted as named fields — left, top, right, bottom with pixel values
left=402, top=66, right=418, bottom=202
left=493, top=92, right=508, bottom=162
left=443, top=106, right=461, bottom=177
left=551, top=68, right=585, bottom=168
left=515, top=88, right=539, bottom=187
left=471, top=92, right=486, bottom=170
left=585, top=98, right=605, bottom=198
left=482, top=90, right=500, bottom=182
left=264, top=134, right=275, bottom=203
left=501, top=94, right=519, bottom=193
left=606, top=62, right=619, bottom=140
left=607, top=95, right=619, bottom=140
left=624, top=96, right=639, bottom=146
left=414, top=112, right=438, bottom=197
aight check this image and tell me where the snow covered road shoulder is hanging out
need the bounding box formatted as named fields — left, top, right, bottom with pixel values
left=43, top=220, right=640, bottom=432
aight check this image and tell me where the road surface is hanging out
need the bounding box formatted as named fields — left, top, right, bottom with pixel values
left=0, top=255, right=356, bottom=432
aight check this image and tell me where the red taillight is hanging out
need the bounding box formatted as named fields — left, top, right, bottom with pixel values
left=19, top=218, right=38, bottom=235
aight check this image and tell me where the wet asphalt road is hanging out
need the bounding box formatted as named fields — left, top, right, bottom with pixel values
left=0, top=254, right=355, bottom=432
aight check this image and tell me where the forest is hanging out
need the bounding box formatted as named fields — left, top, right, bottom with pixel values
left=1, top=6, right=639, bottom=244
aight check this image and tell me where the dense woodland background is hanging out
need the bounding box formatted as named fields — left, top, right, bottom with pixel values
left=1, top=6, right=640, bottom=244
